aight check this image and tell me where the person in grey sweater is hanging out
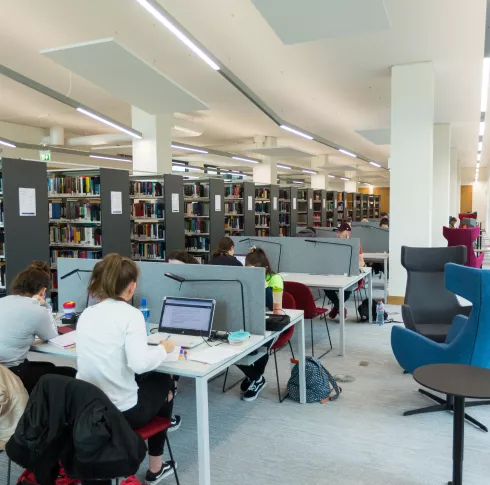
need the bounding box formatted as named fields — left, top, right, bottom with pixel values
left=0, top=261, right=76, bottom=393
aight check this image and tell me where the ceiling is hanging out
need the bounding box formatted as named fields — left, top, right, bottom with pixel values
left=0, top=0, right=486, bottom=185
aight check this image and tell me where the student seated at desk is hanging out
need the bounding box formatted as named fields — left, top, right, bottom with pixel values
left=76, top=254, right=180, bottom=483
left=0, top=261, right=77, bottom=394
left=209, top=237, right=243, bottom=266
left=324, top=222, right=365, bottom=320
left=167, top=250, right=199, bottom=264
left=236, top=247, right=283, bottom=402
left=379, top=217, right=389, bottom=229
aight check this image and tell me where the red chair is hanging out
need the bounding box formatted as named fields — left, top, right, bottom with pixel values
left=133, top=417, right=180, bottom=485
left=443, top=226, right=484, bottom=268
left=284, top=281, right=332, bottom=358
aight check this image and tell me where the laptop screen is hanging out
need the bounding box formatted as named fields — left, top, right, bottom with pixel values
left=235, top=254, right=247, bottom=266
left=159, top=297, right=215, bottom=337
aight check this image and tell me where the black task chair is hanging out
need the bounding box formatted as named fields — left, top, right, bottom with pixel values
left=401, top=245, right=472, bottom=343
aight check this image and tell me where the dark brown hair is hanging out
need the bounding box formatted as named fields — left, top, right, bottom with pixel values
left=245, top=247, right=274, bottom=276
left=87, top=253, right=139, bottom=301
left=212, top=237, right=235, bottom=258
left=11, top=261, right=51, bottom=296
left=379, top=217, right=390, bottom=227
left=166, top=250, right=199, bottom=264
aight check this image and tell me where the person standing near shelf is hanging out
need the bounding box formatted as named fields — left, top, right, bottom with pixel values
left=0, top=261, right=77, bottom=393
left=76, top=254, right=181, bottom=483
left=209, top=237, right=243, bottom=266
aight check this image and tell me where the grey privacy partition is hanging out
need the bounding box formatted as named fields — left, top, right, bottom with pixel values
left=230, top=236, right=360, bottom=276
left=350, top=224, right=389, bottom=253
left=57, top=258, right=266, bottom=335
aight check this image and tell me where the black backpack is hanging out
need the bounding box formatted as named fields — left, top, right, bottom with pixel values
left=358, top=299, right=387, bottom=322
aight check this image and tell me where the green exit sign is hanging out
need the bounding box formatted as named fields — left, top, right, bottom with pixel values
left=40, top=150, right=51, bottom=161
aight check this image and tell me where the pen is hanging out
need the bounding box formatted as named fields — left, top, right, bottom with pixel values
left=165, top=335, right=171, bottom=341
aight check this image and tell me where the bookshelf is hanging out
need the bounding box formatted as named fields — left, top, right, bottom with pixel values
left=360, top=193, right=369, bottom=220
left=313, top=189, right=327, bottom=227
left=255, top=185, right=271, bottom=237
left=368, top=194, right=376, bottom=218
left=374, top=195, right=381, bottom=218
left=297, top=189, right=308, bottom=227
left=279, top=187, right=291, bottom=237
left=337, top=191, right=346, bottom=223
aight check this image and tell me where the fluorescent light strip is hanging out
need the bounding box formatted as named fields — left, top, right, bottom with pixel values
left=293, top=180, right=304, bottom=184
left=364, top=182, right=371, bottom=186
left=171, top=144, right=208, bottom=154
left=340, top=177, right=350, bottom=181
left=0, top=139, right=16, bottom=148
left=90, top=155, right=131, bottom=162
left=172, top=165, right=201, bottom=172
left=76, top=108, right=142, bottom=139
left=279, top=125, right=314, bottom=140
left=477, top=162, right=480, bottom=168
left=232, top=156, right=258, bottom=164
left=479, top=142, right=483, bottom=151
left=328, top=174, right=336, bottom=178
left=136, top=0, right=220, bottom=70
left=338, top=149, right=357, bottom=158
left=480, top=121, right=486, bottom=137
left=277, top=164, right=291, bottom=169
left=482, top=58, right=490, bottom=112
left=302, top=169, right=317, bottom=174
left=369, top=161, right=381, bottom=168
left=477, top=154, right=481, bottom=162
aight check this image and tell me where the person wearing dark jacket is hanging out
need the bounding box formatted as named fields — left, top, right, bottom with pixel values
left=209, top=237, right=243, bottom=266
left=6, top=375, right=147, bottom=485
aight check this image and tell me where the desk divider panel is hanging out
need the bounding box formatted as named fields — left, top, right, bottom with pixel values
left=311, top=225, right=389, bottom=253
left=230, top=236, right=360, bottom=276
left=57, top=258, right=266, bottom=336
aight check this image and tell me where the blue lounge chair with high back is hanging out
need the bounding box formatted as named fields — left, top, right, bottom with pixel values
left=391, top=263, right=490, bottom=432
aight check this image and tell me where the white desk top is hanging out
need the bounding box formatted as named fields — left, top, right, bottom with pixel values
left=280, top=269, right=370, bottom=290
left=363, top=252, right=389, bottom=260
left=31, top=309, right=304, bottom=380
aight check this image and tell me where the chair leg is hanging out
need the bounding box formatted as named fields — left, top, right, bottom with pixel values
left=272, top=349, right=289, bottom=403
left=288, top=340, right=295, bottom=360
left=322, top=293, right=327, bottom=308
left=7, top=458, right=11, bottom=485
left=165, top=436, right=181, bottom=485
left=222, top=367, right=245, bottom=393
left=310, top=319, right=315, bottom=357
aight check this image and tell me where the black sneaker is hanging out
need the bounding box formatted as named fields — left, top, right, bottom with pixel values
left=240, top=377, right=252, bottom=392
left=145, top=461, right=176, bottom=484
left=242, top=376, right=266, bottom=402
left=168, top=415, right=181, bottom=432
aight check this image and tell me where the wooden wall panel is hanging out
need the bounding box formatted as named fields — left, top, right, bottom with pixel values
left=460, top=185, right=473, bottom=213
left=358, top=187, right=390, bottom=214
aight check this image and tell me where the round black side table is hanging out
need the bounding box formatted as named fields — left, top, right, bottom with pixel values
left=413, top=363, right=490, bottom=485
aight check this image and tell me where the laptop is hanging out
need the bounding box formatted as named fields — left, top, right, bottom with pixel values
left=235, top=254, right=247, bottom=266
left=147, top=296, right=216, bottom=349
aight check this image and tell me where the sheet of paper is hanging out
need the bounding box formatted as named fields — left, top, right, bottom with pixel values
left=309, top=198, right=313, bottom=210
left=215, top=194, right=221, bottom=211
left=49, top=331, right=77, bottom=349
left=293, top=198, right=297, bottom=210
left=165, top=345, right=182, bottom=362
left=248, top=195, right=253, bottom=211
left=19, top=188, right=36, bottom=216
left=172, top=193, right=179, bottom=213
left=188, top=345, right=240, bottom=365
left=110, top=191, right=122, bottom=215
left=273, top=196, right=278, bottom=210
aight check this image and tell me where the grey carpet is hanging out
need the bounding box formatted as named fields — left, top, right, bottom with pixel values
left=2, top=287, right=490, bottom=484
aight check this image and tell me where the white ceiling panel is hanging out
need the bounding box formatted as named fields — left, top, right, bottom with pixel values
left=41, top=38, right=208, bottom=114
left=250, top=0, right=390, bottom=45
left=245, top=146, right=314, bottom=158
left=356, top=127, right=391, bottom=146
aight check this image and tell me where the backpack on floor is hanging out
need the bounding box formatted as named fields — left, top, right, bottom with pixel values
left=17, top=468, right=80, bottom=485
left=287, top=357, right=341, bottom=403
left=358, top=298, right=388, bottom=323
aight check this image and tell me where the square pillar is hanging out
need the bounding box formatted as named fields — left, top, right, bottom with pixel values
left=253, top=158, right=277, bottom=184
left=450, top=148, right=460, bottom=218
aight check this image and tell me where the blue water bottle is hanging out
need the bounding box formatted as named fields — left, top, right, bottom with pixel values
left=376, top=300, right=385, bottom=326
left=139, top=298, right=151, bottom=335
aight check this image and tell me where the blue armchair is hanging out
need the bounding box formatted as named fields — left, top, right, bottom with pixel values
left=391, top=263, right=490, bottom=431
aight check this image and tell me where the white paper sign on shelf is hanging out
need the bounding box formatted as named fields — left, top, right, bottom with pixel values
left=19, top=188, right=36, bottom=216
left=215, top=194, right=221, bottom=211
left=293, top=198, right=297, bottom=210
left=110, top=191, right=122, bottom=215
left=273, top=197, right=278, bottom=210
left=172, top=193, right=179, bottom=213
left=323, top=199, right=326, bottom=209
left=309, top=198, right=313, bottom=210
left=248, top=195, right=253, bottom=211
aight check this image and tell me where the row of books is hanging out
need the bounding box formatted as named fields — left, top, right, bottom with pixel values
left=48, top=176, right=101, bottom=196
left=130, top=181, right=163, bottom=197
left=185, top=237, right=210, bottom=251
left=279, top=227, right=289, bottom=237
left=256, top=188, right=269, bottom=199
left=279, top=201, right=290, bottom=212
left=225, top=218, right=243, bottom=230
left=49, top=226, right=102, bottom=246
left=255, top=229, right=269, bottom=237
left=279, top=214, right=290, bottom=224
left=50, top=249, right=103, bottom=265
left=184, top=183, right=209, bottom=198
left=279, top=189, right=289, bottom=200
left=49, top=201, right=101, bottom=221
left=131, top=222, right=165, bottom=240
left=225, top=202, right=243, bottom=214
left=255, top=202, right=270, bottom=213
left=185, top=202, right=208, bottom=216
left=0, top=201, right=4, bottom=224
left=185, top=219, right=209, bottom=233
left=225, top=185, right=243, bottom=198
left=131, top=202, right=165, bottom=219
left=255, top=215, right=269, bottom=227
left=132, top=242, right=165, bottom=260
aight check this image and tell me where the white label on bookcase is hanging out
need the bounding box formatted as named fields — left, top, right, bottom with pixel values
left=309, top=198, right=313, bottom=210
left=273, top=197, right=277, bottom=210
left=248, top=196, right=253, bottom=211
left=323, top=199, right=326, bottom=209
left=293, top=198, right=297, bottom=210
left=111, top=191, right=122, bottom=215
left=19, top=188, right=36, bottom=216
left=215, top=194, right=221, bottom=211
left=172, top=193, right=179, bottom=213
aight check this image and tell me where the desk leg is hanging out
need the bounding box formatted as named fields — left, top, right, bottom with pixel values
left=339, top=288, right=345, bottom=356
left=450, top=396, right=465, bottom=485
left=196, top=378, right=211, bottom=485
left=367, top=271, right=373, bottom=324
left=297, top=316, right=306, bottom=404
left=383, top=258, right=388, bottom=303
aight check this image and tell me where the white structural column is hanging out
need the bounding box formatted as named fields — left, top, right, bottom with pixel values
left=432, top=124, right=451, bottom=246
left=390, top=62, right=435, bottom=298
left=310, top=155, right=330, bottom=189
left=253, top=157, right=277, bottom=184
left=473, top=179, right=488, bottom=230
left=132, top=106, right=173, bottom=174
left=449, top=148, right=460, bottom=217
left=344, top=170, right=358, bottom=192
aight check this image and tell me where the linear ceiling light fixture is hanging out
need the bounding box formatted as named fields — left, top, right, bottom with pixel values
left=477, top=153, right=481, bottom=161
left=301, top=169, right=317, bottom=174
left=369, top=161, right=382, bottom=168
left=338, top=149, right=357, bottom=158
left=480, top=121, right=486, bottom=136
left=292, top=180, right=304, bottom=184
left=172, top=164, right=201, bottom=172
left=135, top=0, right=220, bottom=70
left=89, top=155, right=131, bottom=162
left=482, top=58, right=490, bottom=112
left=277, top=164, right=291, bottom=169
left=279, top=125, right=314, bottom=140
left=77, top=108, right=142, bottom=139
left=328, top=174, right=336, bottom=178
left=0, top=138, right=16, bottom=148
left=232, top=156, right=259, bottom=164
left=171, top=144, right=208, bottom=154
left=340, top=177, right=350, bottom=181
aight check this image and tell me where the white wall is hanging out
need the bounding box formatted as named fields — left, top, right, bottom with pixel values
left=473, top=180, right=488, bottom=230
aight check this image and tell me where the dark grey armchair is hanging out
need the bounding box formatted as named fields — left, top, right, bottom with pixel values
left=401, top=245, right=471, bottom=342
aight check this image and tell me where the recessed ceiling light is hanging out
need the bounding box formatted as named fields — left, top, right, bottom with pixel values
left=277, top=164, right=291, bottom=169
left=136, top=0, right=220, bottom=71
left=0, top=139, right=16, bottom=148
left=171, top=144, right=208, bottom=154
left=89, top=155, right=131, bottom=162
left=482, top=57, right=490, bottom=112
left=280, top=125, right=314, bottom=140
left=232, top=156, right=259, bottom=164
left=77, top=108, right=142, bottom=139
left=369, top=161, right=381, bottom=168
left=338, top=149, right=357, bottom=158
left=302, top=169, right=317, bottom=174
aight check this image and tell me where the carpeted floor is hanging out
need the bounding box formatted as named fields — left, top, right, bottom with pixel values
left=2, top=283, right=490, bottom=485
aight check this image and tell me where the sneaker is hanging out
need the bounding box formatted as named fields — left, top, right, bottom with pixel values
left=145, top=461, right=177, bottom=484
left=328, top=308, right=339, bottom=320
left=240, top=377, right=252, bottom=392
left=168, top=415, right=181, bottom=432
left=242, top=376, right=266, bottom=402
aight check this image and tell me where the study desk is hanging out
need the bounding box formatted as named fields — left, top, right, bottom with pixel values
left=31, top=309, right=306, bottom=485
left=363, top=252, right=389, bottom=302
left=279, top=269, right=372, bottom=356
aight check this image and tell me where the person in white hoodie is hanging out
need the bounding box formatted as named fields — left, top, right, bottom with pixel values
left=76, top=254, right=179, bottom=484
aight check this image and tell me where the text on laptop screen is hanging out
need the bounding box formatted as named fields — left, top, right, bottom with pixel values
left=160, top=297, right=214, bottom=333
